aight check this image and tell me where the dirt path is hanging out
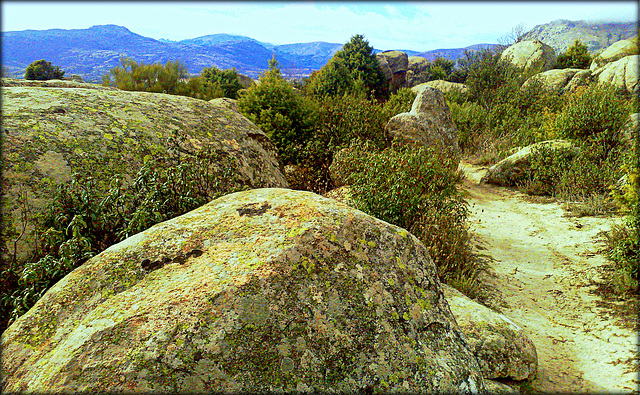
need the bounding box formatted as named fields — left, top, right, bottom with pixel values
left=459, top=161, right=638, bottom=394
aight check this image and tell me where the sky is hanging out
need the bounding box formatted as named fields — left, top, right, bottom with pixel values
left=2, top=2, right=638, bottom=52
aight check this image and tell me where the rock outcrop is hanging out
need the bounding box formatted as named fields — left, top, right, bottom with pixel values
left=407, top=56, right=430, bottom=87
left=520, top=19, right=637, bottom=54
left=480, top=140, right=577, bottom=188
left=1, top=188, right=486, bottom=393
left=523, top=68, right=592, bottom=93
left=500, top=40, right=557, bottom=72
left=593, top=54, right=639, bottom=94
left=443, top=285, right=538, bottom=381
left=590, top=36, right=639, bottom=70
left=377, top=50, right=409, bottom=93
left=1, top=83, right=287, bottom=263
left=412, top=80, right=470, bottom=96
left=385, top=86, right=461, bottom=169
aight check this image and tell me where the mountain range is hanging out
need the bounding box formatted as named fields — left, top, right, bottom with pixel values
left=2, top=20, right=637, bottom=83
left=1, top=24, right=491, bottom=82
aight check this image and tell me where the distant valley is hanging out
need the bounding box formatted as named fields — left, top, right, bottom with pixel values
left=1, top=19, right=636, bottom=82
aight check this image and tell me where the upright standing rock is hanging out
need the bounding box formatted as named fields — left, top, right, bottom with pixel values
left=500, top=40, right=557, bottom=72
left=385, top=86, right=461, bottom=169
left=376, top=50, right=409, bottom=93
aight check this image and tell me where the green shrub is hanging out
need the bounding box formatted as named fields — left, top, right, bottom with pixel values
left=306, top=34, right=387, bottom=99
left=382, top=87, right=416, bottom=119
left=555, top=39, right=592, bottom=69
left=238, top=58, right=315, bottom=165
left=24, top=59, right=65, bottom=80
left=551, top=84, right=630, bottom=150
left=0, top=149, right=245, bottom=333
left=199, top=66, right=244, bottom=99
left=103, top=57, right=189, bottom=94
left=331, top=141, right=483, bottom=289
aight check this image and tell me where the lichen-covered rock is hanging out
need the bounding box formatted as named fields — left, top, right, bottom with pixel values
left=443, top=285, right=538, bottom=381
left=209, top=97, right=239, bottom=112
left=523, top=68, right=592, bottom=92
left=590, top=36, right=639, bottom=70
left=385, top=86, right=461, bottom=169
left=1, top=84, right=287, bottom=263
left=481, top=140, right=577, bottom=188
left=500, top=40, right=557, bottom=72
left=412, top=80, right=470, bottom=95
left=593, top=55, right=639, bottom=94
left=484, top=379, right=520, bottom=394
left=407, top=56, right=430, bottom=87
left=1, top=77, right=116, bottom=90
left=1, top=188, right=486, bottom=393
left=376, top=50, right=409, bottom=93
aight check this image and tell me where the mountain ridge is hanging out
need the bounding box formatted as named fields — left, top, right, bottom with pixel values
left=2, top=20, right=637, bottom=82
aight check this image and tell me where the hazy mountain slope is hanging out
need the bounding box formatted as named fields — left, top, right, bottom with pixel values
left=521, top=19, right=638, bottom=54
left=414, top=43, right=501, bottom=61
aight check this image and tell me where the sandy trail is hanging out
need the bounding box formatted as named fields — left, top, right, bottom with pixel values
left=459, top=161, right=638, bottom=394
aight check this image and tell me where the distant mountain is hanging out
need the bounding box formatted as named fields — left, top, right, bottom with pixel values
left=414, top=43, right=502, bottom=62
left=521, top=19, right=638, bottom=54
left=1, top=25, right=330, bottom=81
left=0, top=24, right=445, bottom=83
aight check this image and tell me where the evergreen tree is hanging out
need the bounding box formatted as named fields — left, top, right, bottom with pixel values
left=24, top=59, right=65, bottom=80
left=555, top=39, right=592, bottom=69
left=200, top=66, right=243, bottom=99
left=306, top=34, right=387, bottom=99
left=237, top=57, right=315, bottom=164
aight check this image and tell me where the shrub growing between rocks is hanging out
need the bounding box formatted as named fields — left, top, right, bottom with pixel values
left=0, top=150, right=245, bottom=334
left=331, top=141, right=484, bottom=295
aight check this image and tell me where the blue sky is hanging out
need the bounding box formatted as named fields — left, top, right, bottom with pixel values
left=2, top=2, right=637, bottom=51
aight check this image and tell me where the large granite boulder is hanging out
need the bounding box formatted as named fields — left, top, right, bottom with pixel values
left=593, top=55, right=639, bottom=94
left=443, top=285, right=538, bottom=381
left=407, top=56, right=430, bottom=87
left=523, top=68, right=592, bottom=93
left=412, top=80, right=470, bottom=96
left=385, top=86, right=461, bottom=169
left=590, top=36, right=639, bottom=70
left=480, top=140, right=577, bottom=189
left=376, top=50, right=408, bottom=92
left=1, top=188, right=486, bottom=393
left=500, top=40, right=557, bottom=72
left=1, top=81, right=287, bottom=263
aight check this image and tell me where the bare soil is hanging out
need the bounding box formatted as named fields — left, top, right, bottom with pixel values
left=459, top=161, right=639, bottom=394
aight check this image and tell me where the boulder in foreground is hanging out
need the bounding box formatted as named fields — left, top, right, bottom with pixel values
left=1, top=188, right=486, bottom=393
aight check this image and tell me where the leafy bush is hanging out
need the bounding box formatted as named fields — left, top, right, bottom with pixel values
left=199, top=66, right=244, bottom=99
left=0, top=149, right=245, bottom=333
left=238, top=58, right=315, bottom=165
left=551, top=84, right=630, bottom=151
left=331, top=141, right=483, bottom=290
left=555, top=39, right=592, bottom=69
left=306, top=34, right=387, bottom=99
left=381, top=87, right=416, bottom=119
left=103, top=57, right=189, bottom=94
left=24, top=59, right=65, bottom=80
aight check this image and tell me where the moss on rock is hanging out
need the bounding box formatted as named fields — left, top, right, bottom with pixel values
left=1, top=188, right=485, bottom=393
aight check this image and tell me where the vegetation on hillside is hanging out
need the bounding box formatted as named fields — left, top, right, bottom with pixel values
left=102, top=57, right=244, bottom=100
left=24, top=59, right=65, bottom=80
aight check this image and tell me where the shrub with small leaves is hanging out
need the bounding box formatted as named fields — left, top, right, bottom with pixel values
left=0, top=149, right=245, bottom=334
left=331, top=141, right=483, bottom=288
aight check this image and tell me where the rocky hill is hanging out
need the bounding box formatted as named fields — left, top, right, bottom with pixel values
left=521, top=19, right=637, bottom=54
left=1, top=25, right=345, bottom=81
